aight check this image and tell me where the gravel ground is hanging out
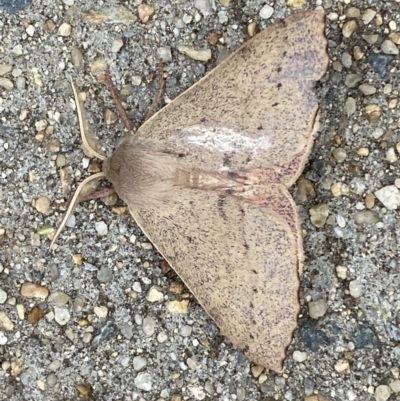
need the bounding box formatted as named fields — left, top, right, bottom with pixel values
left=1, top=0, right=400, bottom=400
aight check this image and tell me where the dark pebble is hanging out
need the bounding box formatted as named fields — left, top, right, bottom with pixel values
left=0, top=0, right=32, bottom=14
left=386, top=322, right=400, bottom=342
left=298, top=319, right=335, bottom=351
left=368, top=53, right=395, bottom=77
left=350, top=324, right=378, bottom=348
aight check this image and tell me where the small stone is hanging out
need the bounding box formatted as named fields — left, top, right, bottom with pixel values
left=49, top=291, right=70, bottom=306
left=194, top=0, right=212, bottom=16
left=27, top=307, right=44, bottom=324
left=389, top=32, right=400, bottom=45
left=157, top=46, right=172, bottom=62
left=362, top=9, right=376, bottom=24
left=345, top=74, right=362, bottom=88
left=132, top=281, right=142, bottom=292
left=168, top=300, right=189, bottom=313
left=386, top=148, right=398, bottom=163
left=342, top=52, right=352, bottom=68
left=178, top=46, right=212, bottom=61
left=335, top=359, right=350, bottom=372
left=251, top=365, right=264, bottom=378
left=247, top=21, right=257, bottom=37
left=157, top=331, right=168, bottom=343
left=375, top=185, right=400, bottom=210
left=0, top=332, right=8, bottom=345
left=94, top=306, right=108, bottom=318
left=218, top=10, right=228, bottom=24
left=56, top=154, right=66, bottom=167
left=259, top=4, right=273, bottom=19
left=91, top=57, right=107, bottom=75
left=189, top=386, right=206, bottom=400
left=342, top=20, right=357, bottom=38
left=375, top=385, right=391, bottom=401
left=0, top=64, right=12, bottom=75
left=54, top=307, right=71, bottom=325
left=353, top=46, right=364, bottom=60
left=381, top=40, right=399, bottom=55
left=146, top=286, right=163, bottom=302
left=368, top=54, right=395, bottom=77
left=133, top=356, right=147, bottom=371
left=71, top=47, right=84, bottom=70
left=0, top=289, right=7, bottom=304
left=180, top=325, right=192, bottom=337
left=389, top=380, right=400, bottom=393
left=111, top=38, right=124, bottom=53
left=357, top=147, right=369, bottom=156
left=293, top=350, right=307, bottom=362
left=350, top=324, right=378, bottom=349
left=0, top=77, right=14, bottom=91
left=365, top=193, right=376, bottom=209
left=97, top=266, right=113, bottom=283
left=95, top=221, right=108, bottom=235
left=287, top=0, right=307, bottom=8
left=138, top=3, right=155, bottom=23
left=34, top=196, right=50, bottom=214
left=336, top=265, right=347, bottom=279
left=0, top=312, right=14, bottom=330
left=58, top=22, right=72, bottom=36
left=308, top=299, right=328, bottom=319
left=143, top=316, right=156, bottom=336
left=332, top=148, right=347, bottom=163
left=354, top=211, right=379, bottom=225
left=134, top=372, right=152, bottom=391
left=359, top=84, right=376, bottom=95
left=349, top=280, right=363, bottom=298
left=345, top=97, right=356, bottom=116
left=46, top=139, right=61, bottom=153
left=72, top=254, right=82, bottom=265
left=21, top=282, right=49, bottom=299
left=104, top=109, right=117, bottom=125
left=309, top=204, right=329, bottom=228
left=346, top=7, right=360, bottom=18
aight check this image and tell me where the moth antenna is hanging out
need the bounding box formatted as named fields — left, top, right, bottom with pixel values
left=49, top=172, right=105, bottom=250
left=70, top=78, right=107, bottom=161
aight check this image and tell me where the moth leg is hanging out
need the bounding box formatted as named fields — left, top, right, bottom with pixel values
left=145, top=60, right=166, bottom=121
left=99, top=71, right=135, bottom=134
left=51, top=187, right=116, bottom=209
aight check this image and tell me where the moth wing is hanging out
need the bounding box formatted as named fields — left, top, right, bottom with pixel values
left=135, top=10, right=328, bottom=187
left=129, top=187, right=299, bottom=372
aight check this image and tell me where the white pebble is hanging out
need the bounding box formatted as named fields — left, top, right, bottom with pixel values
left=375, top=385, right=391, bottom=401
left=349, top=280, right=363, bottom=298
left=259, top=4, right=273, bottom=19
left=0, top=288, right=7, bottom=304
left=26, top=25, right=35, bottom=36
left=95, top=221, right=108, bottom=235
left=292, top=350, right=307, bottom=362
left=375, top=185, right=400, bottom=210
left=54, top=307, right=71, bottom=325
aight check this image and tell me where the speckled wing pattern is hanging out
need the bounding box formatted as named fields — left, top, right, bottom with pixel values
left=105, top=10, right=328, bottom=372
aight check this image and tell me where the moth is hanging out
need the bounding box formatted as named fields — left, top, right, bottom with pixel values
left=51, top=9, right=328, bottom=372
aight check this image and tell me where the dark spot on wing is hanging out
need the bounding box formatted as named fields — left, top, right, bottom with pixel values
left=257, top=125, right=263, bottom=130
left=200, top=117, right=206, bottom=123
left=283, top=51, right=287, bottom=57
left=277, top=67, right=282, bottom=73
left=243, top=345, right=249, bottom=352
left=277, top=83, right=282, bottom=89
left=250, top=302, right=254, bottom=308
left=251, top=269, right=258, bottom=274
left=272, top=102, right=279, bottom=107
left=223, top=154, right=232, bottom=167
left=217, top=195, right=228, bottom=220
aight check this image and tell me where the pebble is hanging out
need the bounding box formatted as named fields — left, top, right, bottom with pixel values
left=111, top=38, right=124, bottom=53
left=309, top=204, right=329, bottom=228
left=259, top=4, right=273, bottom=19
left=189, top=386, right=206, bottom=400
left=168, top=300, right=189, bottom=313
left=157, top=47, right=172, bottom=62
left=0, top=332, right=8, bottom=345
left=362, top=9, right=376, bottom=24
left=386, top=148, right=398, bottom=163
left=354, top=211, right=379, bottom=225
left=359, top=84, right=376, bottom=95
left=350, top=324, right=378, bottom=349
left=134, top=372, right=152, bottom=391
left=58, top=22, right=72, bottom=36
left=20, top=282, right=49, bottom=299
left=146, top=286, right=164, bottom=302
left=0, top=77, right=14, bottom=90
left=375, top=385, right=391, bottom=401
left=335, top=359, right=350, bottom=372
left=375, top=185, right=400, bottom=210
left=381, top=40, right=399, bottom=55
left=133, top=356, right=147, bottom=371
left=345, top=97, right=356, bottom=116
left=0, top=64, right=12, bottom=75
left=54, top=307, right=71, bottom=325
left=336, top=265, right=347, bottom=279
left=143, top=316, right=156, bottom=336
left=389, top=380, right=400, bottom=393
left=97, top=266, right=113, bottom=283
left=368, top=54, right=395, bottom=77
left=308, top=299, right=328, bottom=319
left=349, top=280, right=363, bottom=298
left=94, top=306, right=108, bottom=318
left=237, top=386, right=246, bottom=401
left=365, top=193, right=376, bottom=209
left=34, top=196, right=50, bottom=214
left=180, top=325, right=192, bottom=337
left=345, top=74, right=362, bottom=88
left=342, top=20, right=357, bottom=38
left=332, top=148, right=347, bottom=163
left=49, top=291, right=70, bottom=306
left=292, top=350, right=307, bottom=362
left=71, top=47, right=84, bottom=69
left=95, top=221, right=108, bottom=235
left=0, top=312, right=14, bottom=331
left=357, top=147, right=369, bottom=156
left=218, top=10, right=228, bottom=24
left=121, top=323, right=133, bottom=340
left=0, top=288, right=7, bottom=304
left=178, top=46, right=211, bottom=61
left=138, top=3, right=155, bottom=23
left=157, top=331, right=168, bottom=343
